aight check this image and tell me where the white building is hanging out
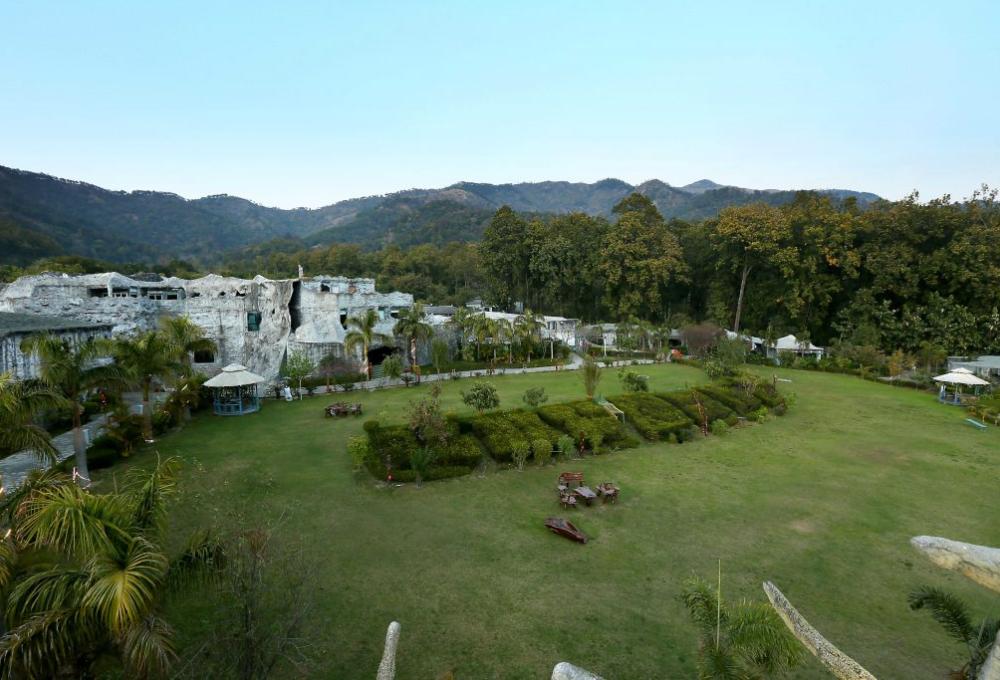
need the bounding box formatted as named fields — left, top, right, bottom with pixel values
left=0, top=271, right=412, bottom=383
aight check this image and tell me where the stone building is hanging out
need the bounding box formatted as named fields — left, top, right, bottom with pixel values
left=0, top=312, right=114, bottom=380
left=0, top=271, right=413, bottom=383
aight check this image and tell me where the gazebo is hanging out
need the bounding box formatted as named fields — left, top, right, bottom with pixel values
left=203, top=363, right=266, bottom=415
left=933, top=367, right=991, bottom=405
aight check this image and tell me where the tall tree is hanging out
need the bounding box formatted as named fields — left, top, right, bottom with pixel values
left=515, top=310, right=544, bottom=363
left=344, top=309, right=391, bottom=380
left=393, top=303, right=433, bottom=376
left=600, top=194, right=687, bottom=320
left=713, top=203, right=796, bottom=333
left=480, top=206, right=531, bottom=309
left=113, top=331, right=183, bottom=443
left=20, top=335, right=124, bottom=484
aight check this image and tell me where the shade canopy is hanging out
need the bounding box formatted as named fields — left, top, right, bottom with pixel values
left=933, top=369, right=991, bottom=386
left=203, top=363, right=267, bottom=388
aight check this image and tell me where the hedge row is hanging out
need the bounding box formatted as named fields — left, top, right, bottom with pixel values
left=607, top=393, right=694, bottom=442
left=607, top=382, right=787, bottom=443
left=536, top=401, right=639, bottom=452
left=458, top=409, right=563, bottom=462
left=360, top=420, right=482, bottom=481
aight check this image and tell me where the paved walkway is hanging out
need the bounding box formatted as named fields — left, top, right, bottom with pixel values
left=305, top=353, right=653, bottom=395
left=1, top=414, right=107, bottom=492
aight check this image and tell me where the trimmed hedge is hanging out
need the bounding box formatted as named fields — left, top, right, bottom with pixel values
left=694, top=384, right=762, bottom=415
left=655, top=391, right=737, bottom=426
left=361, top=420, right=479, bottom=480
left=463, top=409, right=561, bottom=462
left=607, top=393, right=695, bottom=442
left=536, top=401, right=636, bottom=452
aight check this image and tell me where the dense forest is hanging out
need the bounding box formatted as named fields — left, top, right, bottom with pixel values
left=0, top=164, right=880, bottom=263
left=3, top=187, right=998, bottom=356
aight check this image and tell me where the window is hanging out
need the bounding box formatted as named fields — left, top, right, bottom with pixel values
left=193, top=349, right=215, bottom=364
left=247, top=312, right=262, bottom=332
left=320, top=283, right=330, bottom=292
left=88, top=288, right=108, bottom=298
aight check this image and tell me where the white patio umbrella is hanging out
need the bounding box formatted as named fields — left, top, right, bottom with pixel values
left=932, top=368, right=991, bottom=386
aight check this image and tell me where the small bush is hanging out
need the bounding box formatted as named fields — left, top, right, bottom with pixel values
left=462, top=382, right=500, bottom=412
left=522, top=386, right=548, bottom=408
left=710, top=419, right=729, bottom=436
left=532, top=438, right=552, bottom=466
left=347, top=435, right=369, bottom=472
left=511, top=441, right=530, bottom=470
left=557, top=434, right=575, bottom=458
left=619, top=369, right=649, bottom=393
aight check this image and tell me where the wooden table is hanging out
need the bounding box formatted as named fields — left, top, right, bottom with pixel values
left=574, top=486, right=597, bottom=506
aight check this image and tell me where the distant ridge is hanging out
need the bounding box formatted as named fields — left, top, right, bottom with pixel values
left=0, top=164, right=881, bottom=264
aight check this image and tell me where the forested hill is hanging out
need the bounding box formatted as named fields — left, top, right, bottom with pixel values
left=0, top=164, right=880, bottom=264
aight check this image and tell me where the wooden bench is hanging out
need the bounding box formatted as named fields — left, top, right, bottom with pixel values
left=557, top=472, right=585, bottom=490
left=965, top=418, right=987, bottom=430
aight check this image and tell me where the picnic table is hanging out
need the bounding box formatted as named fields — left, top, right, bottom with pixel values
left=574, top=485, right=598, bottom=506
left=325, top=402, right=363, bottom=417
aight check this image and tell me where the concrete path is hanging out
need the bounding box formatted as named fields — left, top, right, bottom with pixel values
left=301, top=353, right=652, bottom=395
left=1, top=414, right=107, bottom=492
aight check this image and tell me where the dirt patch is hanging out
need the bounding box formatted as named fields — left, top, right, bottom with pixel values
left=790, top=519, right=815, bottom=534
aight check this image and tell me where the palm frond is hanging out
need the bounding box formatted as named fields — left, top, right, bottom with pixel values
left=6, top=567, right=89, bottom=622
left=908, top=585, right=976, bottom=644
left=0, top=607, right=98, bottom=680
left=17, top=483, right=131, bottom=559
left=83, top=536, right=168, bottom=635
left=166, top=529, right=225, bottom=593
left=124, top=455, right=181, bottom=533
left=728, top=600, right=802, bottom=673
left=120, top=613, right=178, bottom=679
left=682, top=576, right=725, bottom=637
left=697, top=641, right=740, bottom=680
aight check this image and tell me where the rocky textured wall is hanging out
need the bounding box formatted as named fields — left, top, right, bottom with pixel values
left=0, top=272, right=413, bottom=384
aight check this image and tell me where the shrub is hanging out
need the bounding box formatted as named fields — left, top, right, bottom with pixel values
left=522, top=386, right=548, bottom=408
left=536, top=402, right=632, bottom=451
left=347, top=435, right=369, bottom=472
left=532, top=438, right=552, bottom=466
left=462, top=382, right=500, bottom=412
left=609, top=393, right=693, bottom=441
left=750, top=407, right=768, bottom=423
left=710, top=419, right=729, bottom=436
left=511, top=441, right=530, bottom=470
left=437, top=433, right=484, bottom=468
left=619, top=369, right=649, bottom=393
left=557, top=434, right=575, bottom=458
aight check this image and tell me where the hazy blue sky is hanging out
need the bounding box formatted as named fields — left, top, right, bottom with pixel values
left=1, top=1, right=997, bottom=208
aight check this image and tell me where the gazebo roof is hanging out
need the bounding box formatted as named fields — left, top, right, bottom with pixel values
left=933, top=369, right=991, bottom=386
left=203, top=363, right=267, bottom=388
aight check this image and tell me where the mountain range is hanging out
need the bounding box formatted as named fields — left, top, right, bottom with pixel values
left=0, top=165, right=881, bottom=265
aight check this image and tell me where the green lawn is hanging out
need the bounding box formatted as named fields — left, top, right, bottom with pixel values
left=103, top=364, right=999, bottom=679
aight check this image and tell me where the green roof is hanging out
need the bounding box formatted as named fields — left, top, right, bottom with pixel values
left=0, top=312, right=112, bottom=338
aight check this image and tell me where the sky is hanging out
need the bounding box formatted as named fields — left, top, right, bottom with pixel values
left=1, top=0, right=998, bottom=208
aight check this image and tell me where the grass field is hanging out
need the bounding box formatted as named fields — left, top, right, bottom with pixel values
left=100, top=364, right=1000, bottom=679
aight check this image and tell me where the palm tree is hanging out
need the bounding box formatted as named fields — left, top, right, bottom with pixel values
left=344, top=309, right=391, bottom=380
left=448, top=307, right=474, bottom=359
left=159, top=316, right=217, bottom=376
left=494, top=317, right=514, bottom=364
left=393, top=303, right=433, bottom=377
left=682, top=575, right=801, bottom=679
left=515, top=310, right=544, bottom=363
left=0, top=457, right=223, bottom=679
left=470, top=313, right=491, bottom=362
left=909, top=585, right=999, bottom=679
left=113, top=331, right=183, bottom=442
left=20, top=335, right=124, bottom=485
left=0, top=372, right=62, bottom=465
left=159, top=317, right=216, bottom=421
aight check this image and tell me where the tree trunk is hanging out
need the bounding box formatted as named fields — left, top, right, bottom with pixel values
left=733, top=262, right=751, bottom=334
left=142, top=381, right=153, bottom=442
left=72, top=404, right=90, bottom=487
